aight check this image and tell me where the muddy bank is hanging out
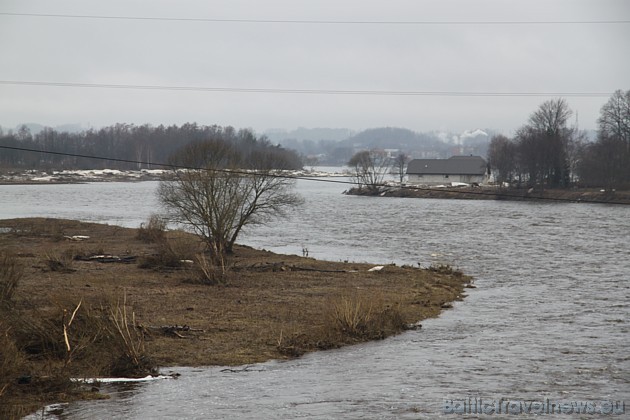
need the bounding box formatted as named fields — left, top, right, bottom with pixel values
left=0, top=169, right=166, bottom=184
left=346, top=186, right=630, bottom=205
left=0, top=218, right=471, bottom=418
left=0, top=169, right=346, bottom=185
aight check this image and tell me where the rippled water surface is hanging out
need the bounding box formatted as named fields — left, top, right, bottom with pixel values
left=3, top=180, right=628, bottom=419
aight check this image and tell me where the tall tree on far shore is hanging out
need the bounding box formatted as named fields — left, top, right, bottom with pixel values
left=392, top=153, right=410, bottom=184
left=516, top=98, right=573, bottom=188
left=578, top=89, right=630, bottom=190
left=598, top=89, right=630, bottom=152
left=348, top=149, right=390, bottom=192
left=487, top=134, right=516, bottom=185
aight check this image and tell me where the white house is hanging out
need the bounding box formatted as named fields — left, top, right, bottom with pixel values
left=406, top=155, right=490, bottom=186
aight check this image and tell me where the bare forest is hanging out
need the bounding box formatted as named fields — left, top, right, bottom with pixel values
left=0, top=123, right=303, bottom=172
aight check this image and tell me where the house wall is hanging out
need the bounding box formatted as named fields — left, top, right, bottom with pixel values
left=408, top=174, right=486, bottom=185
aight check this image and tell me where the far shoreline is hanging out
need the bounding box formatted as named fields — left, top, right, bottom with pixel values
left=345, top=185, right=630, bottom=205
left=0, top=168, right=350, bottom=186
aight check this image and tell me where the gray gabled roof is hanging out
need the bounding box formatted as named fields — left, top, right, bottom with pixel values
left=407, top=156, right=487, bottom=175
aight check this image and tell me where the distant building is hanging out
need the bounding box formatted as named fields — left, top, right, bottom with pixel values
left=406, top=155, right=490, bottom=186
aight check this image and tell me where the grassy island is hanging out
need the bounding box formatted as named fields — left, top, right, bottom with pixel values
left=0, top=218, right=471, bottom=418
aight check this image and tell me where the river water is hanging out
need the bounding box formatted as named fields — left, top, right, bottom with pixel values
left=3, top=179, right=628, bottom=419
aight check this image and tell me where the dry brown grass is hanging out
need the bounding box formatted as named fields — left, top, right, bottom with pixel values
left=138, top=231, right=203, bottom=270
left=105, top=293, right=150, bottom=376
left=189, top=252, right=230, bottom=285
left=0, top=320, right=28, bottom=395
left=0, top=251, right=22, bottom=305
left=329, top=291, right=406, bottom=340
left=44, top=250, right=76, bottom=273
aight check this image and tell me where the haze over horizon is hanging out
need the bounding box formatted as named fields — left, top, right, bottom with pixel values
left=1, top=0, right=628, bottom=136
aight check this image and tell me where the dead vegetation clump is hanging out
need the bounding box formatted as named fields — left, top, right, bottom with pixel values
left=44, top=249, right=76, bottom=273
left=136, top=214, right=167, bottom=243
left=329, top=291, right=406, bottom=340
left=105, top=293, right=151, bottom=376
left=0, top=282, right=153, bottom=419
left=275, top=290, right=407, bottom=357
left=0, top=251, right=22, bottom=305
left=135, top=217, right=230, bottom=284
left=137, top=229, right=202, bottom=271
left=428, top=263, right=463, bottom=276
left=190, top=252, right=231, bottom=285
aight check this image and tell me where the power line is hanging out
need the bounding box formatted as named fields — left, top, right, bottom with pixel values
left=0, top=145, right=627, bottom=205
left=0, top=144, right=354, bottom=187
left=1, top=12, right=628, bottom=25
left=0, top=80, right=613, bottom=98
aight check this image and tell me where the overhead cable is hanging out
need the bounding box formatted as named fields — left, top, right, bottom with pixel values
left=1, top=12, right=628, bottom=25
left=0, top=80, right=613, bottom=98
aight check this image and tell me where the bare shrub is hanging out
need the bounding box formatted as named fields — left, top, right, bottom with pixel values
left=44, top=250, right=75, bottom=273
left=136, top=215, right=167, bottom=243
left=329, top=291, right=405, bottom=340
left=428, top=263, right=463, bottom=276
left=61, top=300, right=86, bottom=367
left=331, top=294, right=375, bottom=337
left=159, top=137, right=303, bottom=265
left=138, top=233, right=201, bottom=270
left=0, top=251, right=22, bottom=305
left=7, top=295, right=151, bottom=377
left=138, top=241, right=183, bottom=269
left=105, top=293, right=149, bottom=376
left=9, top=299, right=100, bottom=364
left=189, top=253, right=229, bottom=285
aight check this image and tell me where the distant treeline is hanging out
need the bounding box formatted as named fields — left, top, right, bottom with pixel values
left=487, top=90, right=630, bottom=191
left=0, top=123, right=303, bottom=171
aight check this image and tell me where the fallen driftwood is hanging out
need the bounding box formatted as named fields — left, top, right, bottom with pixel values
left=233, top=262, right=353, bottom=273
left=220, top=365, right=265, bottom=373
left=75, top=254, right=137, bottom=263
left=289, top=265, right=353, bottom=273
left=143, top=324, right=204, bottom=338
left=64, top=235, right=90, bottom=241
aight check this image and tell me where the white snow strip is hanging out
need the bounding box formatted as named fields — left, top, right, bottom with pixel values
left=71, top=375, right=173, bottom=384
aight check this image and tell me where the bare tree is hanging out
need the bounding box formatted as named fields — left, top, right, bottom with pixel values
left=529, top=98, right=573, bottom=136
left=158, top=137, right=303, bottom=265
left=347, top=149, right=390, bottom=192
left=487, top=134, right=516, bottom=185
left=598, top=89, right=630, bottom=152
left=392, top=153, right=410, bottom=184
left=516, top=98, right=573, bottom=188
left=578, top=89, right=630, bottom=190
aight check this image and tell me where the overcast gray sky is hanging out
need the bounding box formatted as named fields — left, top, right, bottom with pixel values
left=1, top=0, right=628, bottom=135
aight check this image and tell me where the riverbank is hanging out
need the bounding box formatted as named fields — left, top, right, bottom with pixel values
left=0, top=218, right=471, bottom=418
left=0, top=168, right=348, bottom=185
left=346, top=186, right=630, bottom=205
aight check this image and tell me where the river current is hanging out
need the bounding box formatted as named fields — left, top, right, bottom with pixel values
left=2, top=178, right=628, bottom=419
